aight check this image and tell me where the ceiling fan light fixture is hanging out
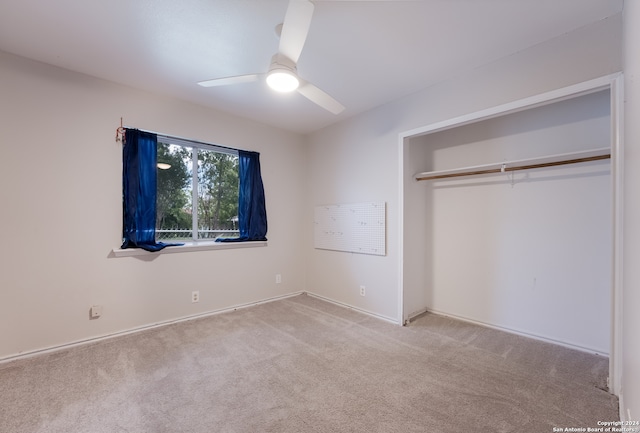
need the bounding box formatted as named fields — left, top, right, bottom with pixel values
left=197, top=2, right=344, bottom=114
left=266, top=68, right=299, bottom=92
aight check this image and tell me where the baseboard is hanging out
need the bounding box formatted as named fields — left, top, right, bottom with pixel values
left=619, top=390, right=626, bottom=421
left=5, top=294, right=599, bottom=365
left=305, top=292, right=400, bottom=325
left=0, top=291, right=305, bottom=365
left=406, top=307, right=430, bottom=324
left=619, top=390, right=633, bottom=422
left=424, top=308, right=609, bottom=357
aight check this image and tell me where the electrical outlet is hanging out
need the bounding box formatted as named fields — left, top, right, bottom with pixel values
left=89, top=305, right=102, bottom=319
left=276, top=274, right=282, bottom=284
left=192, top=291, right=200, bottom=303
left=359, top=285, right=366, bottom=296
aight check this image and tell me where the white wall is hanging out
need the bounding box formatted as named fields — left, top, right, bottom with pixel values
left=407, top=90, right=612, bottom=354
left=0, top=51, right=307, bottom=360
left=622, top=2, right=640, bottom=423
left=0, top=5, right=634, bottom=419
left=306, top=14, right=622, bottom=324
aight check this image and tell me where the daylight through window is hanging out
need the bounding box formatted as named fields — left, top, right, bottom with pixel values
left=156, top=136, right=239, bottom=242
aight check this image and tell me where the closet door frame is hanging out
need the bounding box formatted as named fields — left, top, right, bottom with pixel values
left=397, top=73, right=624, bottom=395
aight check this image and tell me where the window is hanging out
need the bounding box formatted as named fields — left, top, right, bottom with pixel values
left=121, top=128, right=267, bottom=252
left=156, top=136, right=240, bottom=242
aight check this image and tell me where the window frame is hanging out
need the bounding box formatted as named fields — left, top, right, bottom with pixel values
left=112, top=239, right=267, bottom=257
left=156, top=134, right=240, bottom=243
left=114, top=131, right=268, bottom=257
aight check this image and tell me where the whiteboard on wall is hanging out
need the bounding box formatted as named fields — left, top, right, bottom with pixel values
left=314, top=201, right=386, bottom=256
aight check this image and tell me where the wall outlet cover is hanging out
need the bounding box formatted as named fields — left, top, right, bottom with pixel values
left=89, top=305, right=102, bottom=319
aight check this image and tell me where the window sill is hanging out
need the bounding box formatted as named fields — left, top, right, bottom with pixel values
left=111, top=240, right=267, bottom=257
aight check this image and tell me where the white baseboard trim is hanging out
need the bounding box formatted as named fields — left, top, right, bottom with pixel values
left=406, top=307, right=430, bottom=324
left=7, top=294, right=598, bottom=365
left=424, top=307, right=609, bottom=357
left=305, top=292, right=401, bottom=325
left=0, top=291, right=305, bottom=365
left=619, top=391, right=626, bottom=421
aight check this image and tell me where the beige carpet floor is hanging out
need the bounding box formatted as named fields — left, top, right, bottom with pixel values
left=0, top=294, right=619, bottom=432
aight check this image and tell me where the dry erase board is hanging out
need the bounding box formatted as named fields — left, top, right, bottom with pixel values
left=314, top=201, right=386, bottom=256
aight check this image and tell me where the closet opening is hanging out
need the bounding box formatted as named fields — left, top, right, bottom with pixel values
left=398, top=74, right=623, bottom=395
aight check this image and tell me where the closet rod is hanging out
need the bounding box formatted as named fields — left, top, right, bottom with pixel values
left=416, top=151, right=610, bottom=181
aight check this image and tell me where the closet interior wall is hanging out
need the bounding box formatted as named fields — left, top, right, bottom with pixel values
left=405, top=90, right=612, bottom=354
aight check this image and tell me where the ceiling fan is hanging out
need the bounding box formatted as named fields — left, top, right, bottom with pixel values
left=197, top=0, right=345, bottom=115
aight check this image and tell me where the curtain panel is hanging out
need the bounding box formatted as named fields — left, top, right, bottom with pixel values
left=217, top=150, right=268, bottom=242
left=121, top=129, right=174, bottom=252
left=122, top=129, right=266, bottom=250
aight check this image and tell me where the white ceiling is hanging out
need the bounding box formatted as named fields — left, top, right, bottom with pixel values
left=0, top=0, right=623, bottom=134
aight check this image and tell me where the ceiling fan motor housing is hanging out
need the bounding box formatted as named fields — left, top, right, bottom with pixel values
left=266, top=53, right=300, bottom=92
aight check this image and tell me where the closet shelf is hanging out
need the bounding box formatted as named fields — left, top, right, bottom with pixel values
left=415, top=147, right=610, bottom=181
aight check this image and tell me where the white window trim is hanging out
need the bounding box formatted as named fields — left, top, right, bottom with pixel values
left=157, top=134, right=238, bottom=156
left=157, top=135, right=240, bottom=242
left=111, top=240, right=267, bottom=258
left=117, top=132, right=261, bottom=258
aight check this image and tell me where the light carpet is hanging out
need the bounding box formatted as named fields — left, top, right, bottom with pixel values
left=0, top=294, right=618, bottom=432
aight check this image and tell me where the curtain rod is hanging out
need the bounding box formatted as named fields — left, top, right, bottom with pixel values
left=416, top=150, right=610, bottom=181
left=115, top=118, right=239, bottom=155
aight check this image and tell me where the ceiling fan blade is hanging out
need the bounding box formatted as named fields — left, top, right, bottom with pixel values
left=297, top=81, right=345, bottom=115
left=197, top=74, right=260, bottom=88
left=279, top=0, right=314, bottom=64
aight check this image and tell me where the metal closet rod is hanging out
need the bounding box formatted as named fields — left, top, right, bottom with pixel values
left=416, top=153, right=610, bottom=181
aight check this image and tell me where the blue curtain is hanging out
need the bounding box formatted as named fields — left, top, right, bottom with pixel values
left=121, top=129, right=177, bottom=252
left=218, top=150, right=268, bottom=242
